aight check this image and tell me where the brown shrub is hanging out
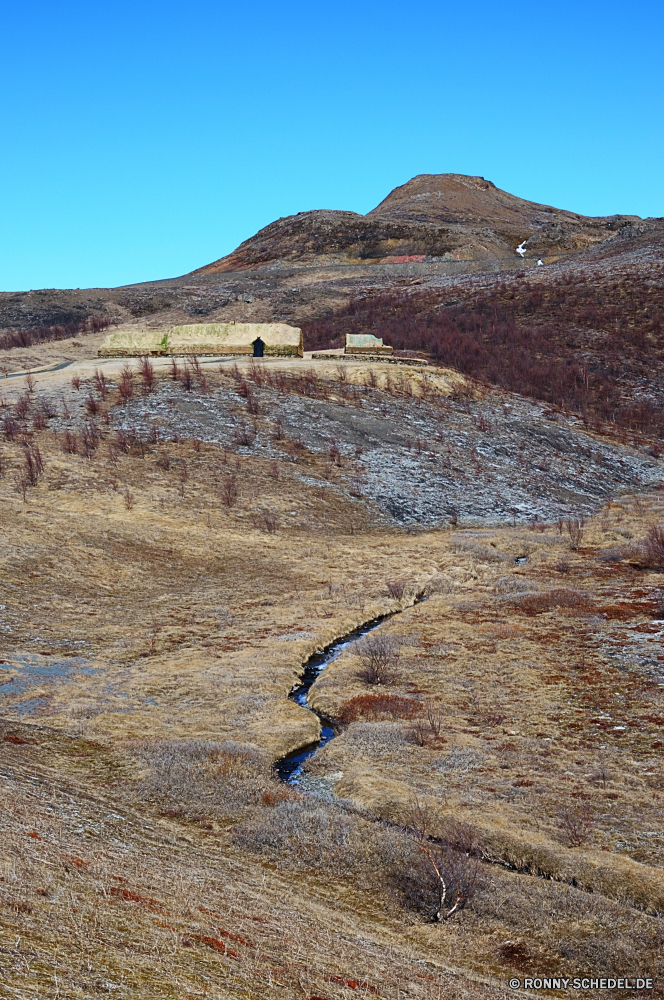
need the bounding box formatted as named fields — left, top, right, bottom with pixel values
left=61, top=430, right=78, bottom=454
left=252, top=509, right=280, bottom=533
left=81, top=422, right=100, bottom=457
left=246, top=390, right=260, bottom=416
left=590, top=764, right=613, bottom=788
left=117, top=366, right=134, bottom=403
left=338, top=694, right=422, bottom=724
left=22, top=442, right=44, bottom=486
left=386, top=579, right=407, bottom=600
left=14, top=394, right=31, bottom=419
left=233, top=421, right=257, bottom=447
left=641, top=525, right=664, bottom=570
left=283, top=436, right=304, bottom=462
left=559, top=803, right=594, bottom=847
left=93, top=368, right=109, bottom=399
left=179, top=364, right=193, bottom=391
left=2, top=416, right=19, bottom=441
left=564, top=515, right=585, bottom=550
left=356, top=633, right=401, bottom=685
left=509, top=588, right=591, bottom=614
left=139, top=740, right=274, bottom=820
left=85, top=393, right=99, bottom=416
left=140, top=356, right=157, bottom=393
left=396, top=798, right=481, bottom=921
left=115, top=429, right=131, bottom=454
left=220, top=474, right=238, bottom=509
left=409, top=700, right=445, bottom=747
left=439, top=819, right=483, bottom=856
left=397, top=802, right=480, bottom=921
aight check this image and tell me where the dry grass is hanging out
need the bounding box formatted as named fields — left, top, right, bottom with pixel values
left=306, top=497, right=664, bottom=920
left=1, top=359, right=664, bottom=996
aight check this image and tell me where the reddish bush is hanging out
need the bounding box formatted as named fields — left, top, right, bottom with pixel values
left=14, top=394, right=31, bottom=419
left=81, top=422, right=100, bottom=457
left=220, top=473, right=238, bottom=509
left=233, top=421, right=257, bottom=447
left=22, top=442, right=44, bottom=485
left=85, top=393, right=99, bottom=416
left=62, top=430, right=78, bottom=454
left=140, top=356, right=157, bottom=393
left=356, top=633, right=401, bottom=685
left=509, top=588, right=591, bottom=614
left=559, top=803, right=595, bottom=847
left=302, top=276, right=664, bottom=436
left=0, top=315, right=112, bottom=352
left=93, top=368, right=109, bottom=399
left=2, top=416, right=19, bottom=441
left=641, top=525, right=664, bottom=569
left=117, top=366, right=134, bottom=403
left=338, top=693, right=422, bottom=724
left=252, top=509, right=280, bottom=533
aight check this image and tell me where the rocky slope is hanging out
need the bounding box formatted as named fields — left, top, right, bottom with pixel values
left=0, top=175, right=661, bottom=388
left=192, top=173, right=648, bottom=274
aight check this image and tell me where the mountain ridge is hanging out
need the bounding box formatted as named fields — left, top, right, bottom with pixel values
left=190, top=173, right=647, bottom=275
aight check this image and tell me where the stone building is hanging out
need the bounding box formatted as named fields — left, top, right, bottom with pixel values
left=345, top=334, right=393, bottom=356
left=99, top=322, right=303, bottom=358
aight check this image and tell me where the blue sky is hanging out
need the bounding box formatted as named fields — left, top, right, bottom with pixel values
left=1, top=0, right=662, bottom=290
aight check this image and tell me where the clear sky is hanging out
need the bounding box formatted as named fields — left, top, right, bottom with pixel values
left=1, top=0, right=662, bottom=290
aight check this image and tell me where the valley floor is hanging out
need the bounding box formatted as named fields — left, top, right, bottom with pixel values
left=0, top=356, right=662, bottom=998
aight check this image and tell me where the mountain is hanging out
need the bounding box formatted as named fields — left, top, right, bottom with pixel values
left=0, top=174, right=661, bottom=343
left=191, top=173, right=646, bottom=274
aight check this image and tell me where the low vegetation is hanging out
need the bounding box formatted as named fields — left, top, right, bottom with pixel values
left=1, top=355, right=663, bottom=997
left=303, top=270, right=664, bottom=436
left=0, top=313, right=112, bottom=351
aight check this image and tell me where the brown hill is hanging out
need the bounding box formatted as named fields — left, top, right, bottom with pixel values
left=192, top=173, right=645, bottom=274
left=1, top=174, right=661, bottom=377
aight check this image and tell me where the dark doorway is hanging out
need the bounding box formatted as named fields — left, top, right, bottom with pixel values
left=252, top=338, right=264, bottom=358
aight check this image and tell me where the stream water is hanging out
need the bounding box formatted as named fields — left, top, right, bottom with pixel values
left=275, top=598, right=425, bottom=784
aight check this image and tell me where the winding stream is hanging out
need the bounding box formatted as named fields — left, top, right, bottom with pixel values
left=275, top=598, right=425, bottom=784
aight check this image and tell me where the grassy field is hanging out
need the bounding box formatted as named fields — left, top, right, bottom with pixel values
left=1, top=356, right=663, bottom=998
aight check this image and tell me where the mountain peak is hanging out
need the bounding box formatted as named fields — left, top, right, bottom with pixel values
left=191, top=174, right=642, bottom=275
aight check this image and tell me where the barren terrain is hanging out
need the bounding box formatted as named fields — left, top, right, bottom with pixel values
left=0, top=354, right=663, bottom=998
left=1, top=172, right=663, bottom=998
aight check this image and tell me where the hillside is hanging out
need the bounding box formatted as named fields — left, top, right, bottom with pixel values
left=1, top=353, right=664, bottom=997
left=191, top=174, right=647, bottom=274
left=2, top=174, right=661, bottom=354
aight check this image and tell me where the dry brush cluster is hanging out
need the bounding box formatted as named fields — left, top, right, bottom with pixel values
left=137, top=738, right=482, bottom=924
left=303, top=271, right=664, bottom=437
left=0, top=313, right=113, bottom=351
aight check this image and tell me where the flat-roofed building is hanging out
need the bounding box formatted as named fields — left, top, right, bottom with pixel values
left=99, top=323, right=303, bottom=358
left=345, top=334, right=393, bottom=356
